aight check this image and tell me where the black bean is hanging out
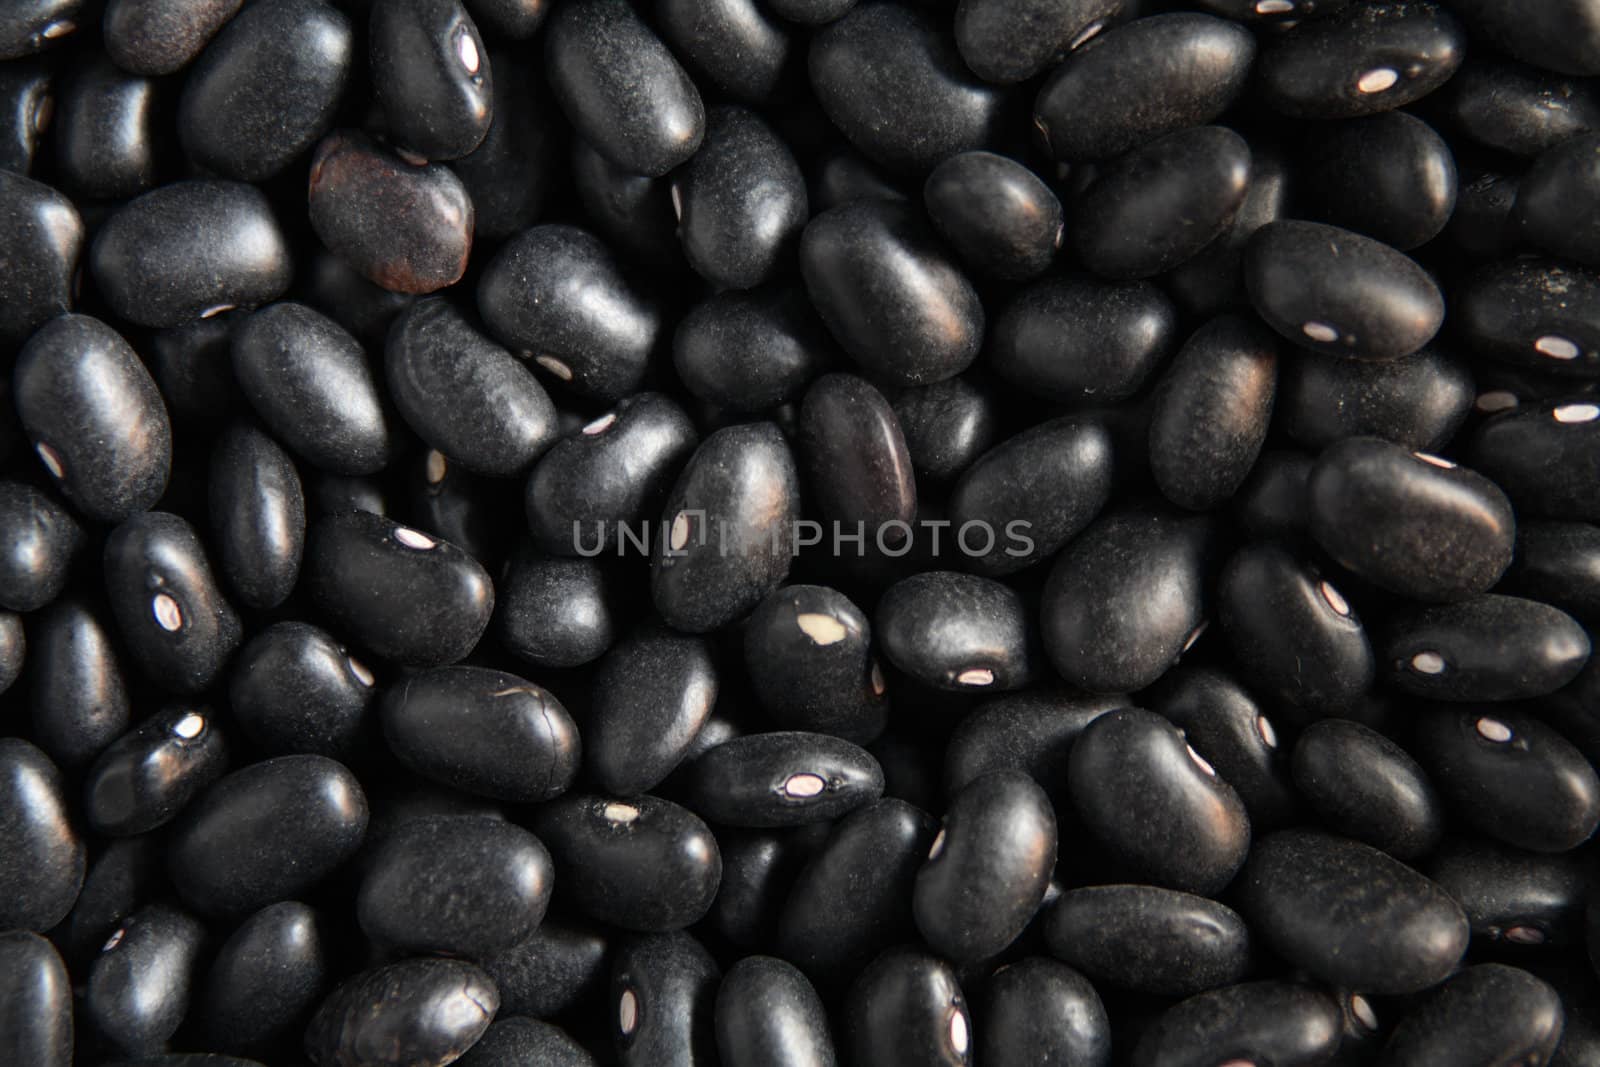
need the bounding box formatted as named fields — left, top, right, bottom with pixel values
left=1446, top=0, right=1600, bottom=78
left=1240, top=829, right=1469, bottom=994
left=1429, top=838, right=1589, bottom=948
left=810, top=147, right=906, bottom=210
left=684, top=730, right=884, bottom=828
left=877, top=571, right=1032, bottom=692
left=202, top=901, right=328, bottom=1051
left=1290, top=719, right=1442, bottom=861
left=891, top=376, right=997, bottom=488
left=0, top=739, right=83, bottom=932
left=674, top=288, right=832, bottom=414
left=1501, top=520, right=1600, bottom=623
left=0, top=611, right=21, bottom=697
left=1297, top=111, right=1457, bottom=251
left=0, top=58, right=52, bottom=175
left=1437, top=58, right=1600, bottom=157
left=587, top=625, right=716, bottom=795
left=496, top=548, right=614, bottom=668
left=478, top=224, right=659, bottom=401
left=1168, top=146, right=1291, bottom=317
left=1257, top=1, right=1466, bottom=120
left=767, top=0, right=855, bottom=24
left=0, top=931, right=71, bottom=1067
left=652, top=422, right=799, bottom=633
left=533, top=793, right=721, bottom=932
left=657, top=0, right=793, bottom=105
left=208, top=424, right=304, bottom=611
left=844, top=946, right=970, bottom=1067
left=168, top=754, right=367, bottom=917
left=381, top=665, right=579, bottom=802
left=14, top=314, right=170, bottom=523
left=29, top=598, right=129, bottom=770
left=715, top=955, right=835, bottom=1067
left=1068, top=707, right=1251, bottom=895
left=1448, top=171, right=1522, bottom=260
left=54, top=55, right=157, bottom=200
left=0, top=0, right=79, bottom=60
left=1034, top=13, right=1255, bottom=161
left=229, top=621, right=375, bottom=758
left=611, top=932, right=720, bottom=1067
left=799, top=199, right=984, bottom=386
left=1514, top=133, right=1600, bottom=268
left=545, top=0, right=704, bottom=178
left=776, top=798, right=937, bottom=986
left=989, top=275, right=1178, bottom=402
left=455, top=1017, right=596, bottom=1067
left=571, top=136, right=684, bottom=270
left=0, top=480, right=78, bottom=613
left=1045, top=884, right=1250, bottom=998
left=923, top=151, right=1062, bottom=282
left=85, top=705, right=229, bottom=837
left=104, top=0, right=242, bottom=76
left=1468, top=397, right=1600, bottom=522
left=86, top=903, right=206, bottom=1056
left=955, top=0, right=1120, bottom=84
left=1196, top=0, right=1351, bottom=22
left=1279, top=345, right=1474, bottom=452
left=944, top=688, right=1120, bottom=805
left=307, top=130, right=473, bottom=295
left=63, top=835, right=159, bottom=971
left=1379, top=964, right=1563, bottom=1067
left=798, top=372, right=917, bottom=544
left=743, top=584, right=887, bottom=743
left=305, top=509, right=494, bottom=667
left=358, top=815, right=552, bottom=958
left=1131, top=981, right=1343, bottom=1067
left=371, top=0, right=490, bottom=162
left=1245, top=220, right=1445, bottom=361
left=482, top=921, right=608, bottom=1019
left=1382, top=594, right=1590, bottom=701
left=304, top=958, right=498, bottom=1067
left=463, top=0, right=545, bottom=38
left=976, top=957, right=1108, bottom=1067
left=451, top=47, right=555, bottom=242
left=712, top=826, right=828, bottom=949
left=103, top=511, right=241, bottom=693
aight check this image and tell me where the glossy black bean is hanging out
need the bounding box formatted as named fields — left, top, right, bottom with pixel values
left=1042, top=510, right=1214, bottom=693
left=533, top=793, right=720, bottom=932
left=1298, top=111, right=1457, bottom=251
left=1257, top=1, right=1466, bottom=119
left=1308, top=437, right=1515, bottom=602
left=915, top=770, right=1055, bottom=962
left=307, top=130, right=473, bottom=295
left=809, top=3, right=1005, bottom=175
left=776, top=798, right=937, bottom=984
left=0, top=481, right=78, bottom=613
left=955, top=0, right=1120, bottom=84
left=14, top=315, right=170, bottom=523
left=463, top=0, right=545, bottom=36
left=1167, top=147, right=1291, bottom=317
left=305, top=509, right=493, bottom=667
left=1068, top=707, right=1250, bottom=894
left=1439, top=59, right=1600, bottom=157
left=974, top=957, right=1107, bottom=1067
left=168, top=754, right=367, bottom=917
left=1380, top=964, right=1563, bottom=1067
left=715, top=956, right=834, bottom=1067
left=208, top=424, right=304, bottom=611
left=1514, top=133, right=1600, bottom=269
left=203, top=901, right=327, bottom=1050
left=1132, top=981, right=1343, bottom=1067
left=358, top=815, right=551, bottom=958
left=1468, top=397, right=1600, bottom=521
left=483, top=921, right=608, bottom=1019
left=85, top=706, right=228, bottom=837
left=891, top=376, right=997, bottom=487
left=1446, top=0, right=1600, bottom=77
left=451, top=47, right=554, bottom=241
left=1034, top=13, right=1254, bottom=162
left=1045, top=884, right=1250, bottom=998
left=103, top=511, right=241, bottom=693
left=652, top=422, right=799, bottom=633
left=29, top=598, right=130, bottom=770
left=799, top=372, right=916, bottom=540
left=1383, top=594, right=1590, bottom=701
left=1218, top=542, right=1375, bottom=717
left=545, top=0, right=703, bottom=178
left=63, top=835, right=160, bottom=972
left=877, top=571, right=1032, bottom=692
left=674, top=288, right=831, bottom=414
left=55, top=55, right=157, bottom=200
left=1430, top=838, right=1588, bottom=948
left=0, top=0, right=79, bottom=59
left=675, top=106, right=806, bottom=290
left=0, top=931, right=71, bottom=1067
left=0, top=59, right=52, bottom=175
left=178, top=0, right=351, bottom=181
left=1280, top=345, right=1474, bottom=452
left=496, top=548, right=613, bottom=668
left=1241, top=829, right=1469, bottom=994
left=104, top=0, right=242, bottom=75
left=845, top=947, right=970, bottom=1067
left=990, top=275, right=1178, bottom=402
left=90, top=179, right=290, bottom=327
left=611, top=932, right=719, bottom=1067
left=1502, top=521, right=1600, bottom=623
left=1075, top=125, right=1252, bottom=281
left=229, top=621, right=375, bottom=757
left=657, top=0, right=791, bottom=104
left=304, top=958, right=498, bottom=1067
left=923, top=151, right=1061, bottom=282
left=588, top=626, right=716, bottom=795
left=382, top=666, right=579, bottom=801
left=478, top=224, right=659, bottom=400
left=800, top=199, right=983, bottom=386
left=87, top=904, right=205, bottom=1056
left=1461, top=259, right=1600, bottom=378
left=371, top=0, right=490, bottom=161
left=684, top=731, right=883, bottom=828
left=1290, top=719, right=1442, bottom=861
left=0, top=753, right=82, bottom=930
left=944, top=689, right=1120, bottom=805
left=456, top=1017, right=594, bottom=1067
left=0, top=611, right=20, bottom=696
left=1412, top=705, right=1600, bottom=852
left=744, top=584, right=887, bottom=743
left=571, top=136, right=682, bottom=270
left=1149, top=315, right=1278, bottom=511
left=1245, top=220, right=1444, bottom=361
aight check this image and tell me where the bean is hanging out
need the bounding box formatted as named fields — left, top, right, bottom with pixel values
left=1379, top=964, right=1563, bottom=1067
left=673, top=288, right=832, bottom=414
left=1278, top=345, right=1474, bottom=452
left=743, top=584, right=887, bottom=743
left=0, top=59, right=52, bottom=174
left=1500, top=520, right=1600, bottom=623
left=798, top=373, right=917, bottom=546
left=877, top=571, right=1032, bottom=692
left=0, top=0, right=79, bottom=60
left=86, top=904, right=206, bottom=1055
left=1446, top=0, right=1600, bottom=77
left=304, top=958, right=498, bottom=1067
left=890, top=376, right=998, bottom=488
left=104, top=0, right=242, bottom=75
left=610, top=932, right=720, bottom=1067
left=1429, top=838, right=1588, bottom=948
left=1290, top=719, right=1443, bottom=861
left=483, top=921, right=608, bottom=1019
left=684, top=730, right=884, bottom=828
left=715, top=956, right=835, bottom=1067
left=1296, top=111, right=1457, bottom=251
left=656, top=0, right=792, bottom=105
left=496, top=548, right=615, bottom=668
left=1458, top=259, right=1600, bottom=379
left=976, top=957, right=1109, bottom=1067
left=955, top=0, right=1121, bottom=84
left=1131, top=981, right=1343, bottom=1067
left=1044, top=885, right=1251, bottom=998
left=55, top=55, right=157, bottom=199
left=202, top=901, right=328, bottom=1051
left=370, top=0, right=490, bottom=162
left=923, top=151, right=1062, bottom=281
left=1382, top=594, right=1590, bottom=701
left=84, top=705, right=229, bottom=837
left=0, top=480, right=78, bottom=612
left=453, top=46, right=556, bottom=241
left=455, top=1017, right=596, bottom=1067
left=208, top=424, right=304, bottom=611
left=0, top=931, right=71, bottom=1067
left=1468, top=397, right=1600, bottom=522
left=229, top=621, right=374, bottom=758
left=845, top=947, right=970, bottom=1067
left=1437, top=58, right=1600, bottom=157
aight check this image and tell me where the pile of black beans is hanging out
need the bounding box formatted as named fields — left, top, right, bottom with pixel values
left=4, top=0, right=1600, bottom=1064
